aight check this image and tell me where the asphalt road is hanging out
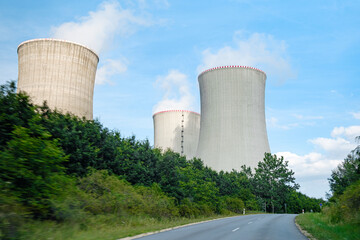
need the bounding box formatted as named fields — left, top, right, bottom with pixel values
left=134, top=214, right=308, bottom=240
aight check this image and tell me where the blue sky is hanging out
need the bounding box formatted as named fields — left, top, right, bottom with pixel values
left=1, top=0, right=359, bottom=199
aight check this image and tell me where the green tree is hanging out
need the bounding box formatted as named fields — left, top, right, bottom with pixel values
left=216, top=169, right=254, bottom=200
left=155, top=150, right=187, bottom=201
left=0, top=125, right=68, bottom=218
left=253, top=153, right=299, bottom=213
left=179, top=162, right=219, bottom=211
left=0, top=81, right=36, bottom=148
left=338, top=179, right=360, bottom=223
left=329, top=150, right=360, bottom=197
left=38, top=109, right=103, bottom=177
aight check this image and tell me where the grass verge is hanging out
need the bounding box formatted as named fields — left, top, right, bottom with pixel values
left=296, top=213, right=360, bottom=240
left=18, top=212, right=263, bottom=240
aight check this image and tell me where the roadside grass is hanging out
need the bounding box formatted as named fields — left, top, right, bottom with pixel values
left=19, top=212, right=265, bottom=240
left=296, top=213, right=360, bottom=240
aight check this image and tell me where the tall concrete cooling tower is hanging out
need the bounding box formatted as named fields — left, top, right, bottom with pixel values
left=196, top=66, right=270, bottom=172
left=17, top=38, right=99, bottom=120
left=153, top=110, right=200, bottom=159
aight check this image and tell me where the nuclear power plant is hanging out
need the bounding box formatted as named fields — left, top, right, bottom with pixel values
left=153, top=66, right=270, bottom=172
left=15, top=39, right=269, bottom=172
left=196, top=66, right=270, bottom=171
left=153, top=110, right=200, bottom=159
left=17, top=38, right=99, bottom=120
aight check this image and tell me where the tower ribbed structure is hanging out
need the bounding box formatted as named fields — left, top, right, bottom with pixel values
left=196, top=66, right=270, bottom=171
left=153, top=110, right=200, bottom=159
left=17, top=38, right=99, bottom=120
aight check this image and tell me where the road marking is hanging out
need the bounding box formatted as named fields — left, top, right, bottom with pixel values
left=232, top=227, right=239, bottom=232
left=248, top=222, right=253, bottom=224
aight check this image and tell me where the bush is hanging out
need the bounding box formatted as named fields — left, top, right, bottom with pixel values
left=51, top=170, right=182, bottom=221
left=322, top=180, right=360, bottom=224
left=322, top=202, right=342, bottom=224
left=0, top=126, right=68, bottom=218
left=0, top=190, right=28, bottom=240
left=223, top=197, right=244, bottom=213
left=339, top=180, right=360, bottom=224
left=76, top=170, right=145, bottom=216
left=245, top=199, right=260, bottom=211
left=178, top=198, right=201, bottom=218
left=136, top=183, right=179, bottom=218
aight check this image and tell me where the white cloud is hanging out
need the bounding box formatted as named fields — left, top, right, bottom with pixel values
left=309, top=137, right=356, bottom=159
left=153, top=70, right=195, bottom=113
left=198, top=31, right=295, bottom=83
left=137, top=0, right=170, bottom=9
left=331, top=125, right=360, bottom=141
left=266, top=117, right=299, bottom=130
left=50, top=1, right=150, bottom=54
left=95, top=59, right=128, bottom=84
left=154, top=0, right=170, bottom=8
left=276, top=124, right=360, bottom=197
left=293, top=114, right=323, bottom=120
left=277, top=150, right=342, bottom=198
left=50, top=1, right=153, bottom=85
left=277, top=151, right=341, bottom=177
left=351, top=112, right=360, bottom=120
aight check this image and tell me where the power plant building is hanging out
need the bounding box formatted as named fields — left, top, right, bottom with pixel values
left=153, top=110, right=200, bottom=159
left=17, top=38, right=99, bottom=120
left=196, top=66, right=270, bottom=172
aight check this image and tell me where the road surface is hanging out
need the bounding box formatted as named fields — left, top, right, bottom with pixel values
left=134, top=214, right=307, bottom=240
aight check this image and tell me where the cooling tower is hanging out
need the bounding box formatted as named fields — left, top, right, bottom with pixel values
left=17, top=38, right=99, bottom=120
left=153, top=110, right=200, bottom=159
left=196, top=66, right=270, bottom=172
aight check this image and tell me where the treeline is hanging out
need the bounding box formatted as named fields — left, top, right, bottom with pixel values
left=0, top=81, right=322, bottom=239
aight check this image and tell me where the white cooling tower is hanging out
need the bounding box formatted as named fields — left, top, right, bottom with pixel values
left=17, top=38, right=99, bottom=120
left=196, top=66, right=270, bottom=171
left=153, top=110, right=200, bottom=159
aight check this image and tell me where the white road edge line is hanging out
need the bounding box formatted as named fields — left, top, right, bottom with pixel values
left=232, top=227, right=240, bottom=232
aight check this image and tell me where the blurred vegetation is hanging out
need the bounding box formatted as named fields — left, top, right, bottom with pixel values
left=296, top=212, right=360, bottom=240
left=322, top=147, right=360, bottom=226
left=0, top=81, right=324, bottom=239
left=296, top=138, right=360, bottom=239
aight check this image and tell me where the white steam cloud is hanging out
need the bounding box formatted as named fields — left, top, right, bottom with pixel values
left=50, top=1, right=149, bottom=54
left=50, top=1, right=151, bottom=84
left=153, top=70, right=195, bottom=113
left=198, top=31, right=295, bottom=83
left=95, top=59, right=128, bottom=85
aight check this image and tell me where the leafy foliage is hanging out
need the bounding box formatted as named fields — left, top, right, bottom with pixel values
left=253, top=153, right=299, bottom=213
left=0, top=81, right=36, bottom=148
left=328, top=151, right=360, bottom=197
left=0, top=126, right=68, bottom=218
left=0, top=81, right=327, bottom=238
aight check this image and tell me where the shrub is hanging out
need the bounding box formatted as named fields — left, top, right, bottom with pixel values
left=322, top=180, right=360, bottom=224
left=223, top=197, right=245, bottom=213
left=0, top=190, right=28, bottom=240
left=178, top=198, right=201, bottom=218
left=245, top=199, right=260, bottom=211
left=0, top=126, right=68, bottom=218
left=136, top=183, right=179, bottom=218
left=76, top=170, right=145, bottom=216
left=339, top=180, right=360, bottom=224
left=322, top=202, right=342, bottom=224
